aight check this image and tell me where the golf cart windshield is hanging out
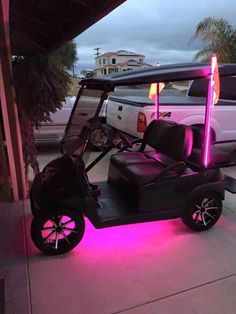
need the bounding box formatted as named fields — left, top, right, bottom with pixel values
left=61, top=88, right=107, bottom=156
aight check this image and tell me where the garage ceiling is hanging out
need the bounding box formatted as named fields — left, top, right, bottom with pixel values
left=10, top=0, right=126, bottom=55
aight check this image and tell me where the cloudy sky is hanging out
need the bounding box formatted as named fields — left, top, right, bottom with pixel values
left=74, top=0, right=235, bottom=73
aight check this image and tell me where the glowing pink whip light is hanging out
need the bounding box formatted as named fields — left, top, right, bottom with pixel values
left=202, top=54, right=220, bottom=168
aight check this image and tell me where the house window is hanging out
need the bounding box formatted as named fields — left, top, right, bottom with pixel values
left=104, top=69, right=107, bottom=75
left=112, top=58, right=116, bottom=64
left=103, top=58, right=106, bottom=65
left=99, top=59, right=101, bottom=65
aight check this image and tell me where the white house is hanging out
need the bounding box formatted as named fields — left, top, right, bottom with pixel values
left=95, top=50, right=151, bottom=76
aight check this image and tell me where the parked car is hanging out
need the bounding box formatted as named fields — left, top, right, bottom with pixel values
left=34, top=96, right=75, bottom=142
left=106, top=76, right=236, bottom=144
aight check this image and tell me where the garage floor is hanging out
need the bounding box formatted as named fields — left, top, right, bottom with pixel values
left=4, top=142, right=233, bottom=314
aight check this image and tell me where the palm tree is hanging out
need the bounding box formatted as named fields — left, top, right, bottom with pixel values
left=190, top=17, right=236, bottom=62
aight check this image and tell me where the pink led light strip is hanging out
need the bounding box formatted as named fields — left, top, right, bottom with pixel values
left=202, top=55, right=219, bottom=167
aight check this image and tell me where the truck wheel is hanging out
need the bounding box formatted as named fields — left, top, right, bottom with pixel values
left=89, top=126, right=109, bottom=151
left=181, top=192, right=222, bottom=231
left=31, top=208, right=85, bottom=255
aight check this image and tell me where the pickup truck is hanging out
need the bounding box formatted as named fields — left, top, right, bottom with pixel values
left=106, top=76, right=236, bottom=144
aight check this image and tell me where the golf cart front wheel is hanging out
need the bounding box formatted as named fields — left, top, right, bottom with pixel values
left=181, top=192, right=222, bottom=232
left=31, top=208, right=85, bottom=255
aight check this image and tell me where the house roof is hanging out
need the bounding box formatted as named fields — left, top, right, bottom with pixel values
left=9, top=0, right=126, bottom=56
left=96, top=52, right=114, bottom=58
left=96, top=50, right=145, bottom=59
left=127, top=59, right=140, bottom=66
left=116, top=50, right=144, bottom=57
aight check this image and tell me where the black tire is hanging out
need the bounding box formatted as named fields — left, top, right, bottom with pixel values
left=30, top=188, right=38, bottom=216
left=31, top=208, right=85, bottom=255
left=30, top=173, right=45, bottom=216
left=181, top=192, right=222, bottom=232
left=89, top=126, right=109, bottom=151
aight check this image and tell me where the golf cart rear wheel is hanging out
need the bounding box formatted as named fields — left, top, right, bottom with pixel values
left=31, top=209, right=85, bottom=255
left=181, top=192, right=222, bottom=232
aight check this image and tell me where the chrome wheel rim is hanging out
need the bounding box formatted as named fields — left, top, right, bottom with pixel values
left=192, top=197, right=219, bottom=226
left=90, top=128, right=108, bottom=147
left=41, top=215, right=79, bottom=250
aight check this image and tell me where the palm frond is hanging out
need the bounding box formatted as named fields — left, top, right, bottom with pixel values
left=190, top=17, right=236, bottom=63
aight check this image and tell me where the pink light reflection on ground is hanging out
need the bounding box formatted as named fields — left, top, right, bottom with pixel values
left=74, top=218, right=187, bottom=257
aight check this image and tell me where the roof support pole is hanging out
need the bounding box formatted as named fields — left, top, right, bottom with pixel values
left=0, top=0, right=26, bottom=200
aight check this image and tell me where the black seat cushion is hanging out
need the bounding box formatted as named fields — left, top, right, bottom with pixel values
left=144, top=151, right=176, bottom=166
left=189, top=147, right=231, bottom=167
left=110, top=152, right=150, bottom=167
left=137, top=119, right=193, bottom=162
left=143, top=119, right=175, bottom=149
left=146, top=121, right=193, bottom=161
left=123, top=162, right=165, bottom=186
left=111, top=151, right=177, bottom=169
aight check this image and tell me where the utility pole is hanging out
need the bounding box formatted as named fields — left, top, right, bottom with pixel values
left=94, top=47, right=100, bottom=57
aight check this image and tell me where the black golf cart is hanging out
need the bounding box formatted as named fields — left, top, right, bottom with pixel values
left=30, top=58, right=236, bottom=255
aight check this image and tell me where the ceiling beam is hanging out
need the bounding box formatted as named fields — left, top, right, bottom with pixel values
left=10, top=0, right=127, bottom=55
left=68, top=0, right=95, bottom=12
left=14, top=10, right=64, bottom=32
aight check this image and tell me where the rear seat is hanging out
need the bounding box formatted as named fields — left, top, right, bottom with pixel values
left=189, top=147, right=231, bottom=167
left=108, top=120, right=193, bottom=187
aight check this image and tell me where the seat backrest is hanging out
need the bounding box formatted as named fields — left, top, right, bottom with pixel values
left=143, top=120, right=193, bottom=161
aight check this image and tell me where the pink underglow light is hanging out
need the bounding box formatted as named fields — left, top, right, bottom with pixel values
left=202, top=55, right=219, bottom=168
left=73, top=218, right=186, bottom=257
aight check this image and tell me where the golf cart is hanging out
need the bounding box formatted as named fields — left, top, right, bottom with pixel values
left=30, top=56, right=236, bottom=255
